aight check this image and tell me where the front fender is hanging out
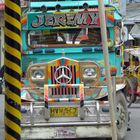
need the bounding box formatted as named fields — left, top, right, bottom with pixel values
left=116, top=83, right=126, bottom=92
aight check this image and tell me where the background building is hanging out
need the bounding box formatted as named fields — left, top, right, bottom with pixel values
left=124, top=1, right=140, bottom=47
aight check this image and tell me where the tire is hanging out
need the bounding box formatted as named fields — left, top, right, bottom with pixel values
left=123, top=77, right=136, bottom=106
left=116, top=91, right=128, bottom=140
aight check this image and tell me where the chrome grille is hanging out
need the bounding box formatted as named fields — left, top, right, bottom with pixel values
left=50, top=65, right=77, bottom=96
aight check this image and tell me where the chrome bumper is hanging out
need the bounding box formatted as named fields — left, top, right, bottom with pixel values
left=22, top=122, right=112, bottom=139
left=21, top=100, right=111, bottom=139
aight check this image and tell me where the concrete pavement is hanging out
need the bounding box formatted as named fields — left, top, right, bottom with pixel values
left=0, top=95, right=4, bottom=140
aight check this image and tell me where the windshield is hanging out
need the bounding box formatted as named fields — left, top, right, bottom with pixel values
left=28, top=28, right=109, bottom=48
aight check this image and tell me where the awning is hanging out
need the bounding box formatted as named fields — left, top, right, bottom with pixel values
left=130, top=24, right=140, bottom=39
left=128, top=34, right=134, bottom=40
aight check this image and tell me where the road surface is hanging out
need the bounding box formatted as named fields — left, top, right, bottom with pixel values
left=0, top=95, right=4, bottom=139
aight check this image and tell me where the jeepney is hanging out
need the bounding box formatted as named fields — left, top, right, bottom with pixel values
left=123, top=47, right=140, bottom=104
left=21, top=0, right=128, bottom=139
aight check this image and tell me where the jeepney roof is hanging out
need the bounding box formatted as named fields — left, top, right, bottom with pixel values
left=30, top=0, right=110, bottom=9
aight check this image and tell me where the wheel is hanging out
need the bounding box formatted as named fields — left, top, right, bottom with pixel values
left=116, top=91, right=128, bottom=140
left=123, top=77, right=136, bottom=106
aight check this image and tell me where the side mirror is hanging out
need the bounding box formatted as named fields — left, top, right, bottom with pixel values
left=121, top=26, right=128, bottom=42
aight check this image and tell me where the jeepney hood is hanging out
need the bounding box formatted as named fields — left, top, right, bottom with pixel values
left=21, top=56, right=110, bottom=101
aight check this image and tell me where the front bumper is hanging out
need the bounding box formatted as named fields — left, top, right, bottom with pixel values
left=22, top=122, right=112, bottom=139
left=21, top=100, right=111, bottom=139
left=21, top=83, right=112, bottom=139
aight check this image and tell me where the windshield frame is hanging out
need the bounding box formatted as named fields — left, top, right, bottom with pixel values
left=26, top=27, right=111, bottom=48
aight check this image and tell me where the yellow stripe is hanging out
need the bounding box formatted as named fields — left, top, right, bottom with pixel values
left=5, top=87, right=21, bottom=105
left=5, top=59, right=21, bottom=75
left=5, top=73, right=21, bottom=89
left=5, top=117, right=21, bottom=134
left=5, top=102, right=21, bottom=120
left=5, top=132, right=16, bottom=140
left=5, top=43, right=21, bottom=60
left=5, top=0, right=21, bottom=15
left=5, top=28, right=21, bottom=45
left=5, top=13, right=21, bottom=30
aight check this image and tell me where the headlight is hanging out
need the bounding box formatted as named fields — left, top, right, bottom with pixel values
left=31, top=70, right=45, bottom=80
left=80, top=62, right=100, bottom=86
left=83, top=68, right=97, bottom=78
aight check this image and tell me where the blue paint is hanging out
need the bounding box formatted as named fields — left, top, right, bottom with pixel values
left=82, top=48, right=92, bottom=52
left=45, top=49, right=55, bottom=53
left=33, top=49, right=43, bottom=53
left=94, top=48, right=103, bottom=52
left=61, top=58, right=65, bottom=65
left=48, top=79, right=52, bottom=84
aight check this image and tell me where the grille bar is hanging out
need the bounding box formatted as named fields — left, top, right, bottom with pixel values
left=50, top=65, right=77, bottom=96
left=51, top=87, right=77, bottom=96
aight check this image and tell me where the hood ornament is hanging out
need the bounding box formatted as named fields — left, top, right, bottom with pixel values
left=62, top=49, right=65, bottom=57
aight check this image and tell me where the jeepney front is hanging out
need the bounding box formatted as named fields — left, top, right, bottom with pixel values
left=21, top=57, right=113, bottom=139
left=21, top=1, right=125, bottom=139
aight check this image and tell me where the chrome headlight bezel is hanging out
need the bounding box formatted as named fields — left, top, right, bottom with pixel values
left=80, top=62, right=100, bottom=86
left=83, top=67, right=97, bottom=79
left=29, top=66, right=46, bottom=82
left=31, top=69, right=45, bottom=81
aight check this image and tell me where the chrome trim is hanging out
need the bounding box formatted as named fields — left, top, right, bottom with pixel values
left=54, top=66, right=72, bottom=84
left=96, top=101, right=100, bottom=123
left=30, top=102, right=34, bottom=125
left=21, top=121, right=111, bottom=127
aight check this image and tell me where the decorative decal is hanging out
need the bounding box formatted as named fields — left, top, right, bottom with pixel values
left=31, top=12, right=99, bottom=28
left=47, top=57, right=79, bottom=84
left=28, top=10, right=114, bottom=30
left=54, top=127, right=76, bottom=138
left=44, top=85, right=49, bottom=102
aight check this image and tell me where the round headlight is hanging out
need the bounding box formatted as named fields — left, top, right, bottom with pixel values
left=32, top=70, right=45, bottom=80
left=83, top=68, right=97, bottom=78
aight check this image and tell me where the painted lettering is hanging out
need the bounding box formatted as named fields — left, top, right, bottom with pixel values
left=31, top=12, right=100, bottom=28
left=89, top=13, right=99, bottom=25
left=66, top=14, right=75, bottom=26
left=53, top=14, right=66, bottom=26
left=76, top=13, right=89, bottom=25
left=44, top=14, right=54, bottom=26
left=31, top=15, right=44, bottom=28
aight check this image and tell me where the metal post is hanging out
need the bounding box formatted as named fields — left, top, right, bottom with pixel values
left=112, top=76, right=116, bottom=107
left=4, top=0, right=21, bottom=139
left=98, top=0, right=118, bottom=140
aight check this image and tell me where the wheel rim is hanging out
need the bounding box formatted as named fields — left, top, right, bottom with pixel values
left=116, top=103, right=126, bottom=130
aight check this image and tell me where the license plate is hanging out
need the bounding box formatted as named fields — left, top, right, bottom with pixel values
left=50, top=107, right=78, bottom=117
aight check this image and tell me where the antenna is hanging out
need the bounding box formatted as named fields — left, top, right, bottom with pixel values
left=62, top=49, right=65, bottom=57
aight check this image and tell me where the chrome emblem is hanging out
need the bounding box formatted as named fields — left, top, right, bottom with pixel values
left=54, top=66, right=72, bottom=84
